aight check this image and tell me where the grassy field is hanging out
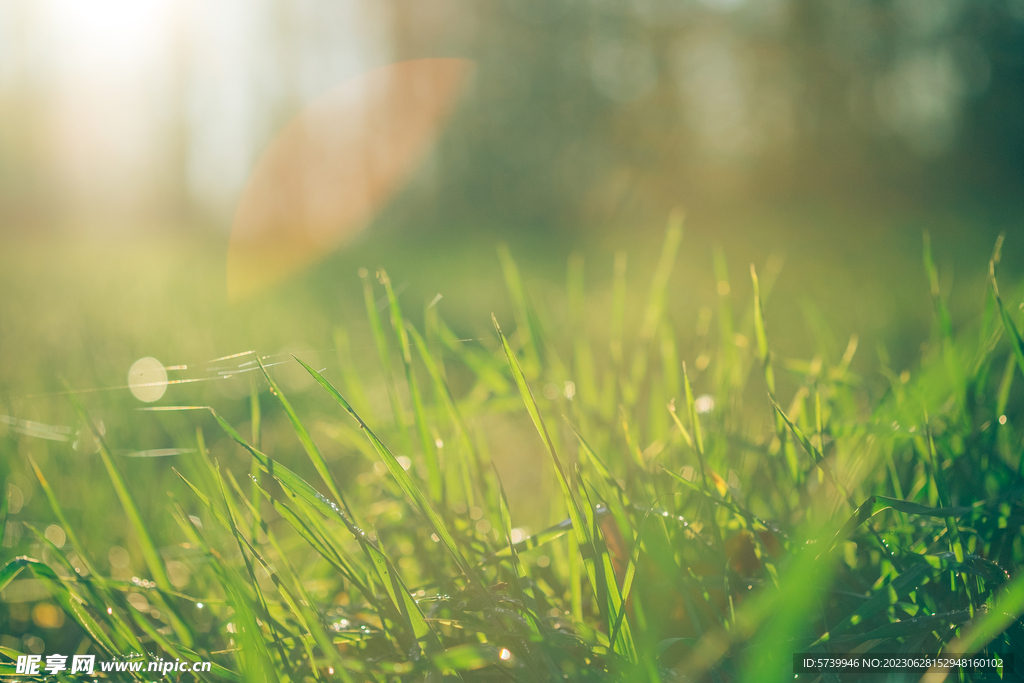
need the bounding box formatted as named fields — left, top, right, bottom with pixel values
left=3, top=219, right=1024, bottom=682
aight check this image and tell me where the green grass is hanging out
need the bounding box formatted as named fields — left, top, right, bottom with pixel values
left=3, top=224, right=1024, bottom=682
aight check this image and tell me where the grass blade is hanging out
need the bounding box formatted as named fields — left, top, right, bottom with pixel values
left=66, top=391, right=171, bottom=592
left=206, top=404, right=439, bottom=653
left=768, top=392, right=850, bottom=504
left=924, top=412, right=964, bottom=564
left=923, top=568, right=1024, bottom=681
left=630, top=212, right=684, bottom=388
left=333, top=325, right=373, bottom=417
left=296, top=358, right=477, bottom=583
left=361, top=268, right=415, bottom=458
left=407, top=322, right=479, bottom=506
left=497, top=244, right=541, bottom=377
left=256, top=354, right=352, bottom=516
left=292, top=355, right=538, bottom=671
left=380, top=268, right=443, bottom=502
left=65, top=390, right=193, bottom=648
left=493, top=313, right=640, bottom=663
left=991, top=262, right=1024, bottom=382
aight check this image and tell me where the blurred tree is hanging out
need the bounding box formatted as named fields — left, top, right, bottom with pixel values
left=382, top=0, right=1024, bottom=235
left=0, top=0, right=1020, bottom=236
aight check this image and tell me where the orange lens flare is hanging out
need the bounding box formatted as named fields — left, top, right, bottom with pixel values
left=227, top=58, right=474, bottom=301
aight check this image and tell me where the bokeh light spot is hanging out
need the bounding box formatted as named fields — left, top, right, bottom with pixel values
left=109, top=545, right=131, bottom=569
left=32, top=603, right=64, bottom=629
left=128, top=357, right=167, bottom=402
left=695, top=395, right=715, bottom=414
left=44, top=524, right=66, bottom=549
left=166, top=561, right=191, bottom=589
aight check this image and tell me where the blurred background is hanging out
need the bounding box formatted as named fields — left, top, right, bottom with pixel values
left=2, top=0, right=1024, bottom=655
left=0, top=0, right=1021, bottom=297
left=2, top=0, right=1024, bottom=522
left=2, top=0, right=1024, bottom=436
left=4, top=0, right=1024, bottom=473
left=2, top=0, right=1022, bottom=232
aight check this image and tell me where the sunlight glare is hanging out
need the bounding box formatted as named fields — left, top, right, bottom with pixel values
left=43, top=0, right=172, bottom=76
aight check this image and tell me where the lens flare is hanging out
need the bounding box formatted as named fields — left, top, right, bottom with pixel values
left=227, top=58, right=474, bottom=301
